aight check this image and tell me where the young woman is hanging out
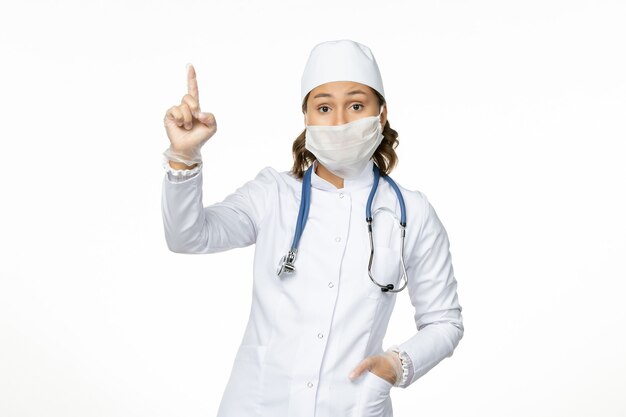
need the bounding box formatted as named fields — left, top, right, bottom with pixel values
left=161, top=39, right=464, bottom=417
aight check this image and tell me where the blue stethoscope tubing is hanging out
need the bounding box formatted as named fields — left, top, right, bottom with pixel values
left=276, top=163, right=409, bottom=293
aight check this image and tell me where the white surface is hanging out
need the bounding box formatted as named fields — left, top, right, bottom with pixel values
left=0, top=0, right=624, bottom=416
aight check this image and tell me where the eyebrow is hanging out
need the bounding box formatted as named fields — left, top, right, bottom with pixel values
left=312, top=89, right=368, bottom=99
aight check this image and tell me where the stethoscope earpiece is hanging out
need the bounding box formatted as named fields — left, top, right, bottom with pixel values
left=381, top=284, right=395, bottom=292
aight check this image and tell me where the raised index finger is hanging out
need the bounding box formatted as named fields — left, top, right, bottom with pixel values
left=187, top=63, right=199, bottom=100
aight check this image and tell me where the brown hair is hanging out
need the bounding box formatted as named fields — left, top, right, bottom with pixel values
left=290, top=88, right=399, bottom=179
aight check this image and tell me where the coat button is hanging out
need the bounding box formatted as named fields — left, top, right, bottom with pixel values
left=306, top=381, right=314, bottom=388
left=335, top=237, right=341, bottom=242
left=328, top=282, right=334, bottom=288
left=339, top=193, right=344, bottom=199
left=318, top=332, right=324, bottom=339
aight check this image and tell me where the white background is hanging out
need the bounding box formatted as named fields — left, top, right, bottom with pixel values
left=1, top=0, right=625, bottom=416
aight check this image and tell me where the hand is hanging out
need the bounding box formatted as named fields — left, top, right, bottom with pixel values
left=163, top=63, right=217, bottom=165
left=348, top=349, right=403, bottom=386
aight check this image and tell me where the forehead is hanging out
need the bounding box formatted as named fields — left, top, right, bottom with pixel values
left=309, top=81, right=374, bottom=98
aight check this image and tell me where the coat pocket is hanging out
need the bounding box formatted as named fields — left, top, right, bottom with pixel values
left=366, top=245, right=403, bottom=299
left=353, top=370, right=394, bottom=417
left=216, top=344, right=267, bottom=417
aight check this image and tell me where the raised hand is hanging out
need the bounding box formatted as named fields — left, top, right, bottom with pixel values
left=163, top=63, right=217, bottom=166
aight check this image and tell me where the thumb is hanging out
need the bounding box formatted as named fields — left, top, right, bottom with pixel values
left=196, top=111, right=215, bottom=126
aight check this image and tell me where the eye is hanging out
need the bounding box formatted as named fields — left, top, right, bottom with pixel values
left=318, top=106, right=330, bottom=113
left=351, top=104, right=363, bottom=111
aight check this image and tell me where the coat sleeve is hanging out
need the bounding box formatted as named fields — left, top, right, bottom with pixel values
left=161, top=166, right=276, bottom=254
left=394, top=190, right=464, bottom=388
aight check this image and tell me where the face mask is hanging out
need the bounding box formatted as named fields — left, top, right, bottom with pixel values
left=304, top=104, right=385, bottom=180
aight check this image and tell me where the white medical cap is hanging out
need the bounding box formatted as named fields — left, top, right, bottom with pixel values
left=300, top=39, right=385, bottom=105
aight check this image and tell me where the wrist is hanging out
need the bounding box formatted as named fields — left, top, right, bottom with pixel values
left=162, top=146, right=202, bottom=166
left=168, top=160, right=198, bottom=170
left=387, top=345, right=409, bottom=387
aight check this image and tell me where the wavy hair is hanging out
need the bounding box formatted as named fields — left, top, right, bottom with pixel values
left=290, top=88, right=399, bottom=179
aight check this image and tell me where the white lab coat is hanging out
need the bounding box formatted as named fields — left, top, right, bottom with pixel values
left=161, top=159, right=464, bottom=417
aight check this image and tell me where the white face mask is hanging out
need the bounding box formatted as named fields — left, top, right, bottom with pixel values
left=304, top=104, right=385, bottom=180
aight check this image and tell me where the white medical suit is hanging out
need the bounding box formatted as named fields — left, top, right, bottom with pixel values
left=161, top=158, right=464, bottom=417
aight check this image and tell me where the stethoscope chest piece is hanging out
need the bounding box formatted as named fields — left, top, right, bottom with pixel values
left=276, top=250, right=297, bottom=277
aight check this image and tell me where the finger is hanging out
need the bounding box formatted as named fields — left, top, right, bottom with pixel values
left=165, top=106, right=184, bottom=127
left=179, top=103, right=193, bottom=130
left=187, top=63, right=199, bottom=101
left=181, top=94, right=200, bottom=118
left=348, top=357, right=373, bottom=380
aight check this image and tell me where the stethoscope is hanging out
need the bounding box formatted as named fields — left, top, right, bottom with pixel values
left=276, top=162, right=409, bottom=293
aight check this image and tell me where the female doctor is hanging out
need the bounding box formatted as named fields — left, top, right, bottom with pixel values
left=161, top=39, right=464, bottom=417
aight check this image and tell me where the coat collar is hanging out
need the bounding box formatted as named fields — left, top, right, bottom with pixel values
left=310, top=159, right=375, bottom=192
